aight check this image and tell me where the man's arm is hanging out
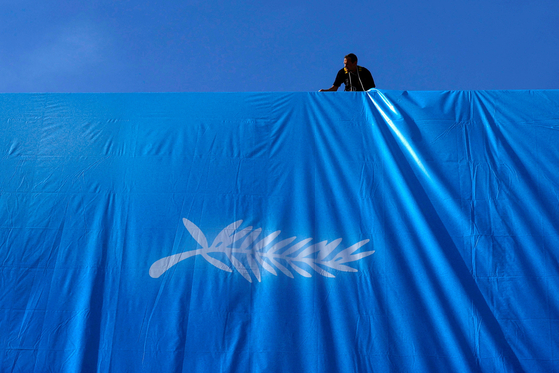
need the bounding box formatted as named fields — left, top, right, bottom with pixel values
left=319, top=85, right=339, bottom=92
left=321, top=69, right=344, bottom=91
left=362, top=68, right=375, bottom=90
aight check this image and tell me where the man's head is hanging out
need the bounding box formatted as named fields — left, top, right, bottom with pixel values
left=344, top=53, right=358, bottom=72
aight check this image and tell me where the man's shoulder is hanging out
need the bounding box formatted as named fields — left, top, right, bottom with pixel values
left=358, top=66, right=371, bottom=73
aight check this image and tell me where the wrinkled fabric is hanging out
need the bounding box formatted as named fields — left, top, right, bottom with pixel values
left=0, top=91, right=558, bottom=372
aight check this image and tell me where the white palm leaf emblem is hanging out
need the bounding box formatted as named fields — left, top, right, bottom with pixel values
left=150, top=219, right=374, bottom=283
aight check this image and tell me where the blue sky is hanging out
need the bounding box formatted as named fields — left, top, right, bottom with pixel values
left=1, top=0, right=558, bottom=92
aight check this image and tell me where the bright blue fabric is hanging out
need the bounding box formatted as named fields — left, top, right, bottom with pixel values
left=1, top=91, right=558, bottom=372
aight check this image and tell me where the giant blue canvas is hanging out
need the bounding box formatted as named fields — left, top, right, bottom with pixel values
left=1, top=91, right=558, bottom=372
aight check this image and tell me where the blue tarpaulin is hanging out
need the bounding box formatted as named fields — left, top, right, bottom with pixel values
left=1, top=90, right=558, bottom=372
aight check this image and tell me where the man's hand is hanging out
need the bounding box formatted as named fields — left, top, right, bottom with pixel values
left=319, top=85, right=339, bottom=92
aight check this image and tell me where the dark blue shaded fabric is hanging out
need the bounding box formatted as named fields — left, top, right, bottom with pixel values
left=1, top=91, right=558, bottom=372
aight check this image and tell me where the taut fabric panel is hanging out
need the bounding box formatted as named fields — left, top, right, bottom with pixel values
left=1, top=91, right=558, bottom=372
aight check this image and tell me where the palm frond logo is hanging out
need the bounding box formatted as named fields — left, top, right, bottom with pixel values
left=149, top=218, right=374, bottom=283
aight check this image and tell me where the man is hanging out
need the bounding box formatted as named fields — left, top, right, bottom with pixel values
left=319, top=53, right=375, bottom=92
